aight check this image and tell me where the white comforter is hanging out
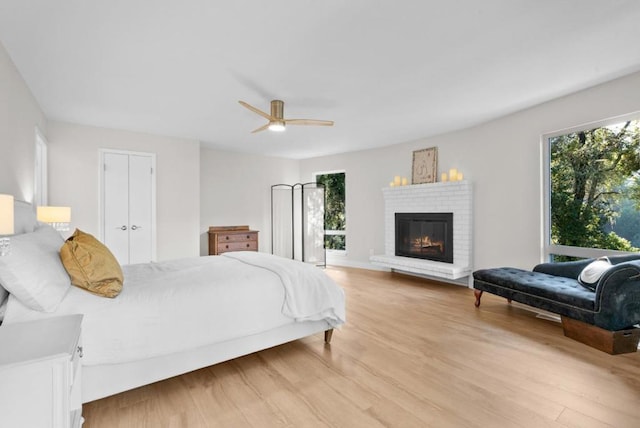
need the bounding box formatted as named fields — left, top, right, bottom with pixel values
left=3, top=253, right=345, bottom=366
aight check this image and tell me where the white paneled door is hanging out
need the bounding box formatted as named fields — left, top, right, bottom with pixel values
left=101, top=150, right=156, bottom=265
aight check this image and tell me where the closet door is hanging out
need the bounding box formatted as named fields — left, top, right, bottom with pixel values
left=102, top=151, right=155, bottom=265
left=103, top=153, right=130, bottom=265
left=128, top=155, right=153, bottom=264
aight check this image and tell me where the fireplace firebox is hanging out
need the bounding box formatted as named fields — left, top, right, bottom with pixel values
left=395, top=213, right=453, bottom=263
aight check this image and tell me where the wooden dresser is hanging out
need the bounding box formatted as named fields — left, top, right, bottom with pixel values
left=208, top=226, right=259, bottom=255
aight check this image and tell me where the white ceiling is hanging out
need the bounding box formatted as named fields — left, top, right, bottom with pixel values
left=1, top=1, right=640, bottom=159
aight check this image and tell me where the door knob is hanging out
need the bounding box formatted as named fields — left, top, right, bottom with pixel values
left=119, top=225, right=127, bottom=230
left=131, top=225, right=141, bottom=230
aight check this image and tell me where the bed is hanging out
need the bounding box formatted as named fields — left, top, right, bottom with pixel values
left=0, top=202, right=346, bottom=403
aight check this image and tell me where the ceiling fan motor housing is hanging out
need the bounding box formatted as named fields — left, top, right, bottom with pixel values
left=270, top=100, right=285, bottom=119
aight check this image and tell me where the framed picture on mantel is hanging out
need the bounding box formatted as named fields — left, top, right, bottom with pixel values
left=412, top=147, right=437, bottom=184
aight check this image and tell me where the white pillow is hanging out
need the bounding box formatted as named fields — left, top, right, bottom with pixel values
left=578, top=256, right=612, bottom=291
left=0, top=225, right=71, bottom=312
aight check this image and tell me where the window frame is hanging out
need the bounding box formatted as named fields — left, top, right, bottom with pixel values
left=542, top=111, right=640, bottom=261
left=34, top=127, right=48, bottom=207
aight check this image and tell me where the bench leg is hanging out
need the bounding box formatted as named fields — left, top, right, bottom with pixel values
left=474, top=289, right=483, bottom=307
left=561, top=316, right=640, bottom=354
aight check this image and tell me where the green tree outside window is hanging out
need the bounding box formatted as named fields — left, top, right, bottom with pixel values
left=550, top=119, right=640, bottom=259
left=316, top=172, right=346, bottom=250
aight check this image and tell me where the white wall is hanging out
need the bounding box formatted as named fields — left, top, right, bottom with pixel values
left=47, top=121, right=200, bottom=261
left=300, top=70, right=640, bottom=272
left=0, top=41, right=46, bottom=201
left=199, top=148, right=299, bottom=255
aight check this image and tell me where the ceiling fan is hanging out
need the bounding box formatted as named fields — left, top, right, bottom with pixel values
left=238, top=99, right=334, bottom=133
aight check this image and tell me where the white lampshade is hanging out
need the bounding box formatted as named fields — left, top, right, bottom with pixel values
left=37, top=206, right=71, bottom=223
left=0, top=194, right=14, bottom=235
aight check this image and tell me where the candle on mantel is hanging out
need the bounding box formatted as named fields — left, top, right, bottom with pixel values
left=389, top=181, right=395, bottom=187
left=449, top=168, right=458, bottom=182
left=441, top=172, right=448, bottom=182
left=457, top=171, right=464, bottom=181
left=401, top=177, right=408, bottom=186
left=394, top=176, right=401, bottom=186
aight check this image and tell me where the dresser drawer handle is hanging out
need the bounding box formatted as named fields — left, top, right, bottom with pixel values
left=225, top=236, right=229, bottom=240
left=246, top=235, right=250, bottom=239
left=246, top=243, right=250, bottom=247
left=77, top=346, right=83, bottom=358
left=225, top=245, right=229, bottom=249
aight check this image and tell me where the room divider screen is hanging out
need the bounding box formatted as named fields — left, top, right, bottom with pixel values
left=271, top=183, right=325, bottom=267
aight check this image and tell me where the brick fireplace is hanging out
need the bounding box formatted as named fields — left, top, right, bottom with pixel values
left=370, top=180, right=473, bottom=282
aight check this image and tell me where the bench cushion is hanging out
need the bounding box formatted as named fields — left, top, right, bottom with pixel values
left=474, top=267, right=596, bottom=312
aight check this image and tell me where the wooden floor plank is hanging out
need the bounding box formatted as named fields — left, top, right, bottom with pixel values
left=556, top=407, right=618, bottom=428
left=83, top=267, right=640, bottom=427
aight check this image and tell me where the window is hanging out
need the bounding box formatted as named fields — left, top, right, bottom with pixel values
left=543, top=113, right=640, bottom=260
left=315, top=172, right=346, bottom=251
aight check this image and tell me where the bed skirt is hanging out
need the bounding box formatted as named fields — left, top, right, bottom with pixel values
left=82, top=319, right=332, bottom=403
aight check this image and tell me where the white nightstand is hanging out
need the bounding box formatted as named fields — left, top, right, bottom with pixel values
left=0, top=314, right=83, bottom=428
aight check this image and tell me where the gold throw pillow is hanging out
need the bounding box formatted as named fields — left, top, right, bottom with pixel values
left=60, top=229, right=123, bottom=298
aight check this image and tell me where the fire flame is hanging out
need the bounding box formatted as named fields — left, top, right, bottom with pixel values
left=412, top=235, right=444, bottom=253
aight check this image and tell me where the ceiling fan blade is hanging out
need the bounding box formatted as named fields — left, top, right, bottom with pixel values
left=251, top=123, right=270, bottom=133
left=285, top=119, right=334, bottom=127
left=239, top=101, right=273, bottom=120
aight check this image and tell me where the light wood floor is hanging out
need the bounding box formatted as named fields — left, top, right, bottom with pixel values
left=83, top=267, right=640, bottom=427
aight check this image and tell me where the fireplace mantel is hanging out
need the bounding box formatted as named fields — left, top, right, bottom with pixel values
left=370, top=181, right=473, bottom=281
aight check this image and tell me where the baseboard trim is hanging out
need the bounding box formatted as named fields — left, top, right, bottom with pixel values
left=325, top=258, right=389, bottom=271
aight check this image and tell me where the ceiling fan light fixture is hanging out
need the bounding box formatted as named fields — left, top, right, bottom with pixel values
left=268, top=121, right=286, bottom=132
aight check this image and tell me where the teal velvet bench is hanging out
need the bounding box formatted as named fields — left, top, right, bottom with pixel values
left=473, top=255, right=640, bottom=354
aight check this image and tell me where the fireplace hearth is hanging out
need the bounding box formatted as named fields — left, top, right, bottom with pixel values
left=395, top=213, right=453, bottom=263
